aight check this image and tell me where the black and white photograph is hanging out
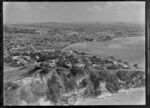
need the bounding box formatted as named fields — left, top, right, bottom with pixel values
left=3, top=1, right=146, bottom=106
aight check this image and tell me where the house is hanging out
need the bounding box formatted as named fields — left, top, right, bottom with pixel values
left=35, top=55, right=40, bottom=60
left=68, top=50, right=74, bottom=54
left=104, top=63, right=113, bottom=68
left=122, top=64, right=129, bottom=69
left=105, top=58, right=113, bottom=63
left=113, top=61, right=119, bottom=65
left=17, top=60, right=21, bottom=64
left=74, top=63, right=85, bottom=68
left=48, top=59, right=58, bottom=67
left=93, top=64, right=105, bottom=70
left=12, top=56, right=19, bottom=60
left=20, top=59, right=28, bottom=64
left=26, top=51, right=31, bottom=55
left=24, top=56, right=31, bottom=61
left=119, top=63, right=129, bottom=69
left=63, top=61, right=72, bottom=68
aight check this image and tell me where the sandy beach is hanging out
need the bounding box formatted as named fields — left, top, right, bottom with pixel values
left=77, top=87, right=145, bottom=105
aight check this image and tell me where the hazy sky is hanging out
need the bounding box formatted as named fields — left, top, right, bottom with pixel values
left=3, top=2, right=145, bottom=24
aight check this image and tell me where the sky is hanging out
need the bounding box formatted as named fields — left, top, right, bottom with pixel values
left=3, top=2, right=145, bottom=24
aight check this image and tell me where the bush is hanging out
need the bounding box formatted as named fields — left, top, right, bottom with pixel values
left=4, top=56, right=12, bottom=63
left=106, top=82, right=119, bottom=93
left=30, top=80, right=47, bottom=97
left=80, top=78, right=88, bottom=88
left=89, top=70, right=120, bottom=94
left=64, top=81, right=75, bottom=92
left=4, top=89, right=21, bottom=105
left=89, top=71, right=100, bottom=83
left=83, top=84, right=95, bottom=98
left=116, top=70, right=132, bottom=82
left=107, top=65, right=120, bottom=70
left=46, top=75, right=62, bottom=104
left=131, top=71, right=144, bottom=79
left=10, top=60, right=24, bottom=67
left=140, top=78, right=145, bottom=87
left=133, top=64, right=139, bottom=68
left=71, top=67, right=85, bottom=77
left=20, top=87, right=38, bottom=104
left=4, top=82, right=19, bottom=91
left=116, top=70, right=145, bottom=88
left=4, top=82, right=14, bottom=90
left=98, top=70, right=112, bottom=82
left=39, top=67, right=50, bottom=77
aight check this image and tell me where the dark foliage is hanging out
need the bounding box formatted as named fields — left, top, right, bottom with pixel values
left=89, top=70, right=120, bottom=94
left=4, top=88, right=21, bottom=105
left=107, top=65, right=120, bottom=70
left=4, top=56, right=12, bottom=63
left=70, top=67, right=85, bottom=77
left=106, top=82, right=119, bottom=93
left=116, top=70, right=131, bottom=82
left=46, top=74, right=62, bottom=104
left=4, top=82, right=19, bottom=91
left=30, top=81, right=47, bottom=97
left=83, top=83, right=95, bottom=98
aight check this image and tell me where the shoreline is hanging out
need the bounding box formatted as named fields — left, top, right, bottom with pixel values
left=76, top=87, right=145, bottom=105
left=16, top=87, right=146, bottom=106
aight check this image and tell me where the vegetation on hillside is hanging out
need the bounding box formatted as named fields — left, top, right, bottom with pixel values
left=4, top=50, right=145, bottom=105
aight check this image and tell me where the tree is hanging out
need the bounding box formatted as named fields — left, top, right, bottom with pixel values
left=133, top=64, right=139, bottom=68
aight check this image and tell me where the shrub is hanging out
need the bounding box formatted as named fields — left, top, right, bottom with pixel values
left=131, top=71, right=144, bottom=79
left=4, top=82, right=20, bottom=91
left=140, top=78, right=145, bottom=87
left=25, top=65, right=42, bottom=76
left=80, top=78, right=88, bottom=88
left=10, top=60, right=24, bottom=67
left=98, top=70, right=112, bottom=82
left=4, top=56, right=12, bottom=63
left=20, top=87, right=38, bottom=104
left=106, top=82, right=119, bottom=93
left=71, top=67, right=85, bottom=77
left=133, top=64, right=139, bottom=68
left=4, top=82, right=14, bottom=90
left=64, top=81, right=75, bottom=92
left=89, top=72, right=97, bottom=82
left=116, top=70, right=146, bottom=88
left=89, top=70, right=120, bottom=94
left=46, top=75, right=62, bottom=104
left=30, top=80, right=47, bottom=97
left=107, top=65, right=120, bottom=70
left=4, top=89, right=21, bottom=105
left=83, top=84, right=95, bottom=98
left=39, top=67, right=50, bottom=77
left=116, top=70, right=131, bottom=82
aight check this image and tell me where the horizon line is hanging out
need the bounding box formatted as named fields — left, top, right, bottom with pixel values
left=4, top=21, right=145, bottom=25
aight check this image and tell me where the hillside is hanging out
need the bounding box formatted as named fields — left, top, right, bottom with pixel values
left=4, top=50, right=145, bottom=105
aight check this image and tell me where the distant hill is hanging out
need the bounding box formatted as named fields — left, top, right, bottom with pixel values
left=4, top=22, right=144, bottom=33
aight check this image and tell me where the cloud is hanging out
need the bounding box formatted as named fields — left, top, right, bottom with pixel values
left=88, top=5, right=103, bottom=12
left=3, top=2, right=11, bottom=24
left=39, top=6, right=45, bottom=10
left=107, top=2, right=145, bottom=8
left=3, top=2, right=10, bottom=12
left=14, top=2, right=30, bottom=10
